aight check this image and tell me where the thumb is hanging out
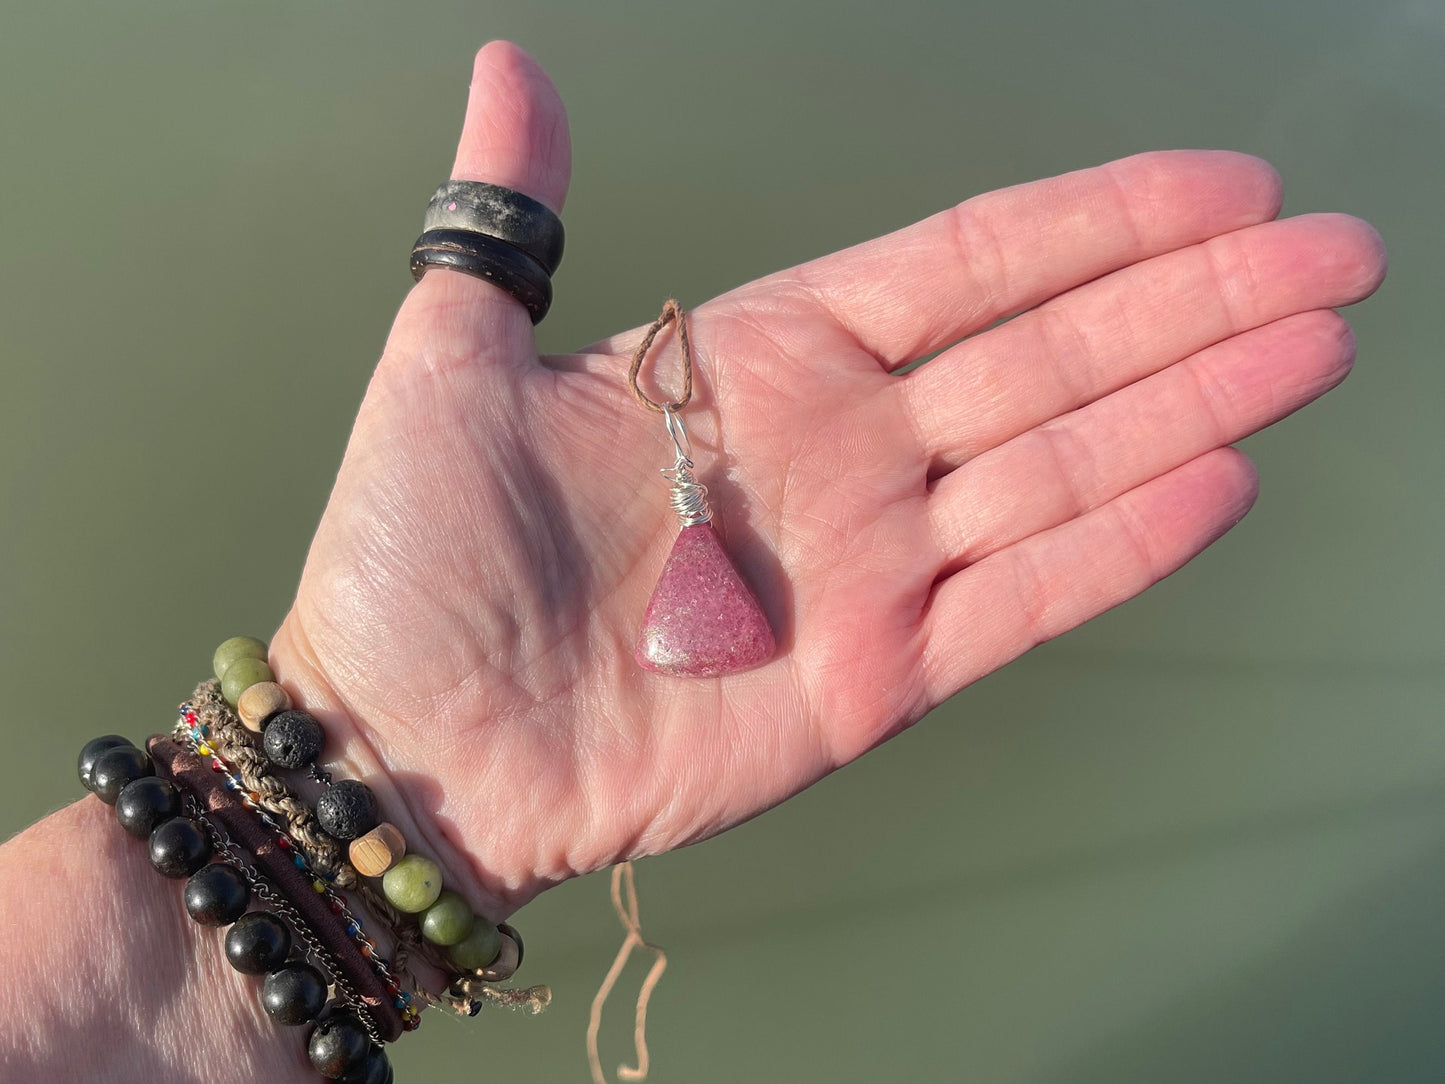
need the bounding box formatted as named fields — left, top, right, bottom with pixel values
left=391, top=41, right=572, bottom=362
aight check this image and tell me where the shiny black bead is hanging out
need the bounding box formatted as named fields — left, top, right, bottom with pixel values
left=225, top=911, right=292, bottom=974
left=78, top=735, right=133, bottom=791
left=90, top=745, right=152, bottom=805
left=184, top=863, right=250, bottom=926
left=308, top=1012, right=370, bottom=1079
left=262, top=710, right=325, bottom=770
left=262, top=962, right=328, bottom=1026
left=148, top=816, right=212, bottom=878
left=114, top=777, right=181, bottom=838
left=335, top=1044, right=392, bottom=1084
left=315, top=780, right=379, bottom=841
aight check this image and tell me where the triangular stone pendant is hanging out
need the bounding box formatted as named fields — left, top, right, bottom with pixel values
left=635, top=522, right=775, bottom=677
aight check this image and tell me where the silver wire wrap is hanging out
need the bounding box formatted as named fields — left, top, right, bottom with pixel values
left=661, top=404, right=711, bottom=527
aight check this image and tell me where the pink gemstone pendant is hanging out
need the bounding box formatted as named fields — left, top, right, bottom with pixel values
left=634, top=405, right=774, bottom=677
left=636, top=522, right=775, bottom=677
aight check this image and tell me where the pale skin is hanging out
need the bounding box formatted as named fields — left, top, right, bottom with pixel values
left=0, top=40, right=1385, bottom=1084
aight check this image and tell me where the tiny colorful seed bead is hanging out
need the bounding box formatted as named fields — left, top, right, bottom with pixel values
left=212, top=636, right=267, bottom=682
left=420, top=890, right=474, bottom=946
left=221, top=656, right=274, bottom=706
left=349, top=823, right=405, bottom=877
left=237, top=681, right=292, bottom=733
left=448, top=916, right=502, bottom=971
left=381, top=854, right=442, bottom=913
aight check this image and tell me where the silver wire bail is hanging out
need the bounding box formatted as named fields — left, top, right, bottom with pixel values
left=660, top=404, right=711, bottom=526
left=663, top=403, right=693, bottom=466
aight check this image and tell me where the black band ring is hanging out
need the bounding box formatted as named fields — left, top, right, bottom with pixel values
left=410, top=229, right=554, bottom=325
left=423, top=181, right=565, bottom=276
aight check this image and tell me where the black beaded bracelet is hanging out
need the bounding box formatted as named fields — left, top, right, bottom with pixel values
left=77, top=733, right=395, bottom=1082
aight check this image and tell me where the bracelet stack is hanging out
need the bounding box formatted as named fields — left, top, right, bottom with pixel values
left=76, top=634, right=545, bottom=1082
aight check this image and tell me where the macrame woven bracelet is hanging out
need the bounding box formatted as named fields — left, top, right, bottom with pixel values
left=188, top=679, right=358, bottom=888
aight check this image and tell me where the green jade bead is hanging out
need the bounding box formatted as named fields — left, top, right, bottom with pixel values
left=213, top=636, right=268, bottom=682
left=420, top=890, right=474, bottom=946
left=449, top=917, right=502, bottom=971
left=220, top=656, right=274, bottom=706
left=381, top=854, right=442, bottom=913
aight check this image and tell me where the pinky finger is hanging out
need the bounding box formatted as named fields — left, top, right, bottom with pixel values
left=920, top=447, right=1259, bottom=704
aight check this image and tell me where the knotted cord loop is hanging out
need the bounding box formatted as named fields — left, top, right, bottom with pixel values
left=628, top=300, right=693, bottom=412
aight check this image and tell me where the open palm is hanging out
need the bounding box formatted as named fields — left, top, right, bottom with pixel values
left=270, top=43, right=1385, bottom=917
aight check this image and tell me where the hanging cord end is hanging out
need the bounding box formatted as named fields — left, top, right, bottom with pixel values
left=452, top=982, right=553, bottom=1017
left=587, top=863, right=668, bottom=1084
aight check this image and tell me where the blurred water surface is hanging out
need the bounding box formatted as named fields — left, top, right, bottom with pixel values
left=1, top=1, right=1441, bottom=1080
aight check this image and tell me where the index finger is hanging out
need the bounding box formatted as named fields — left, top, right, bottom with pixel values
left=769, top=149, right=1284, bottom=369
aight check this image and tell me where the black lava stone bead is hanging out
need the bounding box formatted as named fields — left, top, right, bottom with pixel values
left=308, top=1012, right=370, bottom=1079
left=262, top=710, right=325, bottom=770
left=315, top=780, right=379, bottom=841
left=225, top=911, right=292, bottom=974
left=262, top=961, right=328, bottom=1026
left=114, top=776, right=181, bottom=838
left=336, top=1045, right=393, bottom=1084
left=78, top=735, right=133, bottom=791
left=90, top=745, right=152, bottom=805
left=184, top=863, right=250, bottom=926
left=148, top=816, right=212, bottom=878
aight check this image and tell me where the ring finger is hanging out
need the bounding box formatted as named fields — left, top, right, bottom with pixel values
left=927, top=308, right=1355, bottom=566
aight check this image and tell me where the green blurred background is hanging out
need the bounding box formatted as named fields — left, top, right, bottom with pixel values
left=1, top=1, right=1440, bottom=1081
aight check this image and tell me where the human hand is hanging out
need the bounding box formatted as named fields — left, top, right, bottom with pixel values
left=269, top=41, right=1386, bottom=918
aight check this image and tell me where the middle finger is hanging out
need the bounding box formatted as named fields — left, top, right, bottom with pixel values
left=901, top=212, right=1384, bottom=469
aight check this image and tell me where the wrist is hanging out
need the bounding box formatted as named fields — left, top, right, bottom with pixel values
left=267, top=612, right=543, bottom=961
left=0, top=800, right=312, bottom=1084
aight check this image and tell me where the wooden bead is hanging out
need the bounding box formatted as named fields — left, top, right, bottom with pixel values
left=237, top=681, right=292, bottom=733
left=349, top=822, right=405, bottom=878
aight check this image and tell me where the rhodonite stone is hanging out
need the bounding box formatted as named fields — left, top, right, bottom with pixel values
left=635, top=522, right=775, bottom=677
